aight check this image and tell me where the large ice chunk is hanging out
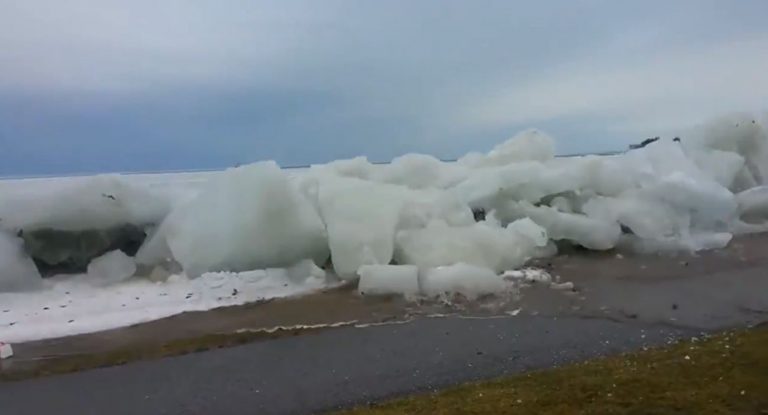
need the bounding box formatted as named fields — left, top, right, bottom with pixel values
left=685, top=114, right=768, bottom=187
left=317, top=178, right=403, bottom=278
left=357, top=264, right=419, bottom=296
left=379, top=154, right=468, bottom=189
left=0, top=232, right=43, bottom=292
left=394, top=219, right=546, bottom=272
left=310, top=156, right=376, bottom=180
left=641, top=172, right=737, bottom=227
left=502, top=201, right=621, bottom=250
left=452, top=161, right=575, bottom=209
left=420, top=263, right=506, bottom=299
left=158, top=162, right=329, bottom=277
left=583, top=195, right=688, bottom=239
left=577, top=155, right=639, bottom=196
left=736, top=186, right=768, bottom=220
left=316, top=177, right=467, bottom=279
left=506, top=217, right=549, bottom=247
left=461, top=129, right=555, bottom=167
left=86, top=250, right=137, bottom=285
left=620, top=232, right=733, bottom=254
left=396, top=190, right=475, bottom=230
left=0, top=175, right=171, bottom=232
left=687, top=149, right=745, bottom=190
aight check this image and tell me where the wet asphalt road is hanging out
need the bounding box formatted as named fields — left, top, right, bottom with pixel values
left=0, top=315, right=700, bottom=415
left=2, top=236, right=768, bottom=415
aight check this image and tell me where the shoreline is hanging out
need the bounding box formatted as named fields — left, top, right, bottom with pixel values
left=3, top=233, right=767, bottom=381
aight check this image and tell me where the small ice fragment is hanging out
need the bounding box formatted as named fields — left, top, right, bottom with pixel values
left=506, top=308, right=522, bottom=316
left=0, top=342, right=13, bottom=359
left=0, top=232, right=43, bottom=292
left=502, top=270, right=526, bottom=280
left=550, top=282, right=575, bottom=291
left=285, top=259, right=326, bottom=283
left=502, top=268, right=552, bottom=283
left=421, top=263, right=506, bottom=299
left=86, top=250, right=137, bottom=285
left=357, top=265, right=419, bottom=296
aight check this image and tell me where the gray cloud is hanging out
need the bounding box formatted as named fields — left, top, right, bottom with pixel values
left=1, top=0, right=767, bottom=175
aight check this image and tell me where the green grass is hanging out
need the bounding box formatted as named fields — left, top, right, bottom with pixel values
left=339, top=327, right=768, bottom=415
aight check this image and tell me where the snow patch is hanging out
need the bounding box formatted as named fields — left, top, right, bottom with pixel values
left=0, top=267, right=332, bottom=343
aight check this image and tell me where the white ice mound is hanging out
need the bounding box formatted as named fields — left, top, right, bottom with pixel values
left=0, top=175, right=171, bottom=232
left=379, top=154, right=468, bottom=189
left=395, top=219, right=547, bottom=272
left=420, top=263, right=506, bottom=299
left=732, top=185, right=768, bottom=233
left=684, top=113, right=768, bottom=190
left=0, top=232, right=42, bottom=292
left=154, top=162, right=329, bottom=277
left=86, top=250, right=137, bottom=285
left=460, top=129, right=555, bottom=167
left=3, top=112, right=768, bottom=289
left=504, top=201, right=622, bottom=250
left=314, top=176, right=473, bottom=280
left=583, top=195, right=685, bottom=240
left=316, top=177, right=408, bottom=279
left=736, top=186, right=768, bottom=219
left=357, top=264, right=419, bottom=296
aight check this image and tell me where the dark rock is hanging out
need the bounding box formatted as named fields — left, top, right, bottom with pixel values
left=21, top=224, right=148, bottom=276
left=629, top=136, right=660, bottom=150
left=472, top=207, right=486, bottom=222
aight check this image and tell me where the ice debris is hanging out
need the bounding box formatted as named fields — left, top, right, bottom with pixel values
left=0, top=342, right=13, bottom=360
left=86, top=250, right=137, bottom=286
left=357, top=265, right=420, bottom=296
left=0, top=232, right=43, bottom=292
left=2, top=113, right=768, bottom=296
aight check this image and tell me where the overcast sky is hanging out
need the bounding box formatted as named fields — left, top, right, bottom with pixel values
left=1, top=0, right=767, bottom=176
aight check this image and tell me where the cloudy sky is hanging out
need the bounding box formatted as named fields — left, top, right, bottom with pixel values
left=1, top=0, right=767, bottom=176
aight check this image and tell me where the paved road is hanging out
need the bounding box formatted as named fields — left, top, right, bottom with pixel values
left=2, top=236, right=767, bottom=415
left=0, top=315, right=701, bottom=415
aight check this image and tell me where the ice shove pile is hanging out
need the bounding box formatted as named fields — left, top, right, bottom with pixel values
left=2, top=114, right=768, bottom=313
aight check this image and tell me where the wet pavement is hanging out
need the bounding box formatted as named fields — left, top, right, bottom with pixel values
left=0, top=315, right=704, bottom=415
